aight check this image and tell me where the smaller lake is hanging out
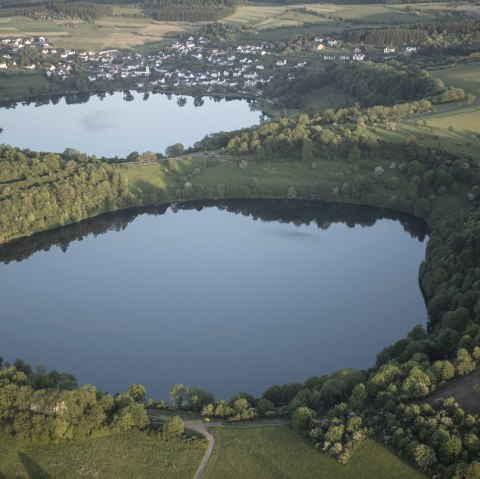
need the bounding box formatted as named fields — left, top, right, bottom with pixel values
left=0, top=200, right=428, bottom=400
left=0, top=92, right=262, bottom=157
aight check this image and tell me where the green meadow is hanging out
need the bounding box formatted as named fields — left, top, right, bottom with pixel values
left=0, top=431, right=206, bottom=479
left=1, top=11, right=191, bottom=50
left=368, top=103, right=480, bottom=163
left=430, top=63, right=480, bottom=96
left=204, top=426, right=426, bottom=479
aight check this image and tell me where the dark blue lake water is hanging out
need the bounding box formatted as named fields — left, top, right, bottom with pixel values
left=0, top=200, right=427, bottom=400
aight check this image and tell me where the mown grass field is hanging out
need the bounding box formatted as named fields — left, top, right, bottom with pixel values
left=0, top=431, right=206, bottom=479
left=301, top=2, right=441, bottom=23
left=122, top=163, right=169, bottom=195
left=203, top=426, right=426, bottom=479
left=122, top=154, right=362, bottom=198
left=120, top=144, right=471, bottom=217
left=430, top=63, right=480, bottom=96
left=225, top=5, right=329, bottom=30
left=228, top=1, right=446, bottom=26
left=369, top=103, right=480, bottom=162
left=0, top=10, right=191, bottom=50
left=0, top=1, right=463, bottom=49
left=227, top=0, right=451, bottom=40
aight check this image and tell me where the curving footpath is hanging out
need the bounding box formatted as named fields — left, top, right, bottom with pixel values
left=186, top=419, right=289, bottom=479
left=185, top=421, right=220, bottom=479
left=148, top=411, right=288, bottom=479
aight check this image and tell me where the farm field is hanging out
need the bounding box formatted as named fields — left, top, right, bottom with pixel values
left=0, top=431, right=206, bottom=479
left=225, top=5, right=330, bottom=29
left=370, top=103, right=480, bottom=163
left=227, top=2, right=447, bottom=42
left=203, top=426, right=426, bottom=479
left=0, top=2, right=461, bottom=49
left=430, top=63, right=480, bottom=96
left=0, top=11, right=192, bottom=50
left=226, top=1, right=452, bottom=33
left=303, top=2, right=442, bottom=23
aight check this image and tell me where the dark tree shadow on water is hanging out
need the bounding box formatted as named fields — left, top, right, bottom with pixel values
left=18, top=453, right=51, bottom=479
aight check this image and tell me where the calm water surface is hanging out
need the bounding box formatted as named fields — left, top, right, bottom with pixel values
left=0, top=92, right=261, bottom=157
left=0, top=200, right=427, bottom=399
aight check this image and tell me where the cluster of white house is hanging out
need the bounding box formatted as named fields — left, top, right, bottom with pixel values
left=0, top=36, right=45, bottom=68
left=312, top=36, right=417, bottom=62
left=85, top=38, right=278, bottom=90
left=1, top=34, right=419, bottom=90
left=0, top=35, right=277, bottom=91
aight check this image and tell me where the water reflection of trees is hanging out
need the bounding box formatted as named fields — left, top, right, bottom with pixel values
left=0, top=199, right=427, bottom=265
left=177, top=96, right=187, bottom=107
left=0, top=91, right=262, bottom=112
left=193, top=96, right=204, bottom=107
left=177, top=199, right=427, bottom=241
left=65, top=92, right=91, bottom=105
left=123, top=90, right=134, bottom=102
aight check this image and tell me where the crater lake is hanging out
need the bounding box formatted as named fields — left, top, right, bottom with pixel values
left=0, top=199, right=428, bottom=400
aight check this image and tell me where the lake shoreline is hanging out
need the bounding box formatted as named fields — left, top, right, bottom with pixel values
left=0, top=91, right=263, bottom=157
left=0, top=188, right=427, bottom=247
left=0, top=197, right=428, bottom=398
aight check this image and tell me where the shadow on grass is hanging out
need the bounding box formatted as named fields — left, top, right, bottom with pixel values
left=18, top=452, right=51, bottom=479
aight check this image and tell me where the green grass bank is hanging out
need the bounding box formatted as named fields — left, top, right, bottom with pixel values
left=203, top=426, right=426, bottom=479
left=0, top=431, right=206, bottom=479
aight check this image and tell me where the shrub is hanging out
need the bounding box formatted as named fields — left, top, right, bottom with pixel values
left=291, top=407, right=316, bottom=431
left=161, top=416, right=184, bottom=441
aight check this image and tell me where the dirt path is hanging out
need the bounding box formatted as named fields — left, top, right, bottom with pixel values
left=185, top=421, right=219, bottom=479
left=187, top=419, right=290, bottom=479
left=148, top=411, right=288, bottom=479
left=423, top=367, right=480, bottom=414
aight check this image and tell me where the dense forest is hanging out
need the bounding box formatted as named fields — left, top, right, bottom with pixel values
left=150, top=4, right=235, bottom=21
left=259, top=0, right=446, bottom=5
left=345, top=26, right=429, bottom=47
left=0, top=357, right=194, bottom=443
left=0, top=146, right=138, bottom=244
left=3, top=0, right=241, bottom=20
left=47, top=2, right=113, bottom=20
left=148, top=0, right=241, bottom=22
left=344, top=19, right=480, bottom=47
left=15, top=3, right=113, bottom=19
left=269, top=61, right=465, bottom=108
left=0, top=358, right=149, bottom=441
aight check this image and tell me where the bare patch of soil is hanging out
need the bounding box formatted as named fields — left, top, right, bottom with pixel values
left=424, top=368, right=480, bottom=414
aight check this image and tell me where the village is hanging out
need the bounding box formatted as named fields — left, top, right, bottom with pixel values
left=0, top=34, right=418, bottom=96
